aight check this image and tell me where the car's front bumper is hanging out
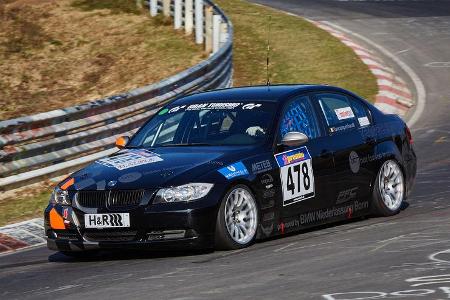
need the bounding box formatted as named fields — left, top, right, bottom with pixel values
left=44, top=199, right=219, bottom=252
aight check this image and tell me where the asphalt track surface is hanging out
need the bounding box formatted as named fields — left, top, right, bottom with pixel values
left=1, top=1, right=450, bottom=299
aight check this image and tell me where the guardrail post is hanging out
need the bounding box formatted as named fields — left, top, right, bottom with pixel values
left=174, top=0, right=182, bottom=29
left=212, top=14, right=221, bottom=53
left=220, top=23, right=228, bottom=44
left=150, top=0, right=158, bottom=16
left=163, top=0, right=171, bottom=17
left=185, top=0, right=194, bottom=35
left=195, top=0, right=204, bottom=44
left=205, top=5, right=213, bottom=53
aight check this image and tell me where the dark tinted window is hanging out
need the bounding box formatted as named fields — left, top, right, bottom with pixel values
left=317, top=93, right=357, bottom=133
left=279, top=95, right=320, bottom=140
left=349, top=97, right=371, bottom=127
left=128, top=102, right=277, bottom=147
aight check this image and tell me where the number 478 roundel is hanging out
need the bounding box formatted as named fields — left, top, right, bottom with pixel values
left=275, top=146, right=315, bottom=206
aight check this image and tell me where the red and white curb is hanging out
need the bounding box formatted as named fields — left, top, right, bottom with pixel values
left=0, top=218, right=46, bottom=254
left=310, top=20, right=414, bottom=116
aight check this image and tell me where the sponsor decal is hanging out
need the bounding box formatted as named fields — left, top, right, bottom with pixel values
left=242, top=103, right=262, bottom=110
left=330, top=123, right=356, bottom=133
left=167, top=102, right=265, bottom=113
left=260, top=173, right=274, bottom=185
left=206, top=160, right=225, bottom=166
left=358, top=116, right=370, bottom=126
left=346, top=207, right=353, bottom=219
left=168, top=105, right=186, bottom=113
left=275, top=147, right=310, bottom=168
left=299, top=200, right=369, bottom=226
left=275, top=147, right=315, bottom=206
left=277, top=219, right=300, bottom=234
left=252, top=159, right=272, bottom=174
left=96, top=149, right=163, bottom=171
left=360, top=152, right=389, bottom=164
left=336, top=187, right=359, bottom=204
left=349, top=151, right=360, bottom=173
left=187, top=103, right=242, bottom=110
left=218, top=161, right=249, bottom=179
left=335, top=106, right=355, bottom=120
left=85, top=213, right=129, bottom=228
left=349, top=151, right=389, bottom=173
left=360, top=124, right=389, bottom=139
left=158, top=108, right=169, bottom=115
left=63, top=208, right=69, bottom=219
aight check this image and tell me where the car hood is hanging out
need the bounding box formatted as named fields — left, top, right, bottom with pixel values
left=68, top=146, right=258, bottom=191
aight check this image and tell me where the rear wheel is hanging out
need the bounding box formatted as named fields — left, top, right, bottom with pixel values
left=215, top=185, right=259, bottom=250
left=372, top=159, right=405, bottom=216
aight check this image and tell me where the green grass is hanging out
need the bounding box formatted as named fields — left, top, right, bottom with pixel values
left=0, top=191, right=51, bottom=227
left=215, top=0, right=377, bottom=101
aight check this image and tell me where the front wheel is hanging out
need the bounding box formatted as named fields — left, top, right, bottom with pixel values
left=372, top=159, right=405, bottom=216
left=215, top=185, right=259, bottom=250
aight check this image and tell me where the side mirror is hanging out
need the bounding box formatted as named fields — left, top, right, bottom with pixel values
left=281, top=132, right=309, bottom=147
left=115, top=136, right=130, bottom=149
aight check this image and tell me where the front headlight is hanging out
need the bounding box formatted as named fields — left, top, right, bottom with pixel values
left=154, top=183, right=214, bottom=204
left=49, top=186, right=71, bottom=205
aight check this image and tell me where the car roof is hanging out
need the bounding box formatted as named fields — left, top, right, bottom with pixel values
left=171, top=84, right=354, bottom=105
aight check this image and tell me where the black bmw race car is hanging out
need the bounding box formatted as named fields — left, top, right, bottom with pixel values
left=45, top=85, right=416, bottom=253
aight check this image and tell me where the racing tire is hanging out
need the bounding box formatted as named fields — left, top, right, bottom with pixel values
left=371, top=159, right=405, bottom=217
left=215, top=185, right=259, bottom=250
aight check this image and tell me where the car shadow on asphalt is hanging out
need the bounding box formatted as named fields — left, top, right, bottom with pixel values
left=48, top=248, right=214, bottom=263
left=48, top=201, right=410, bottom=263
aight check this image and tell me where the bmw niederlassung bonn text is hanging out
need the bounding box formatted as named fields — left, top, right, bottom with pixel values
left=44, top=85, right=416, bottom=254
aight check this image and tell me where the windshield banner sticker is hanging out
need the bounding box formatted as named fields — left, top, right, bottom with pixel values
left=218, top=161, right=249, bottom=180
left=167, top=102, right=263, bottom=113
left=96, top=149, right=163, bottom=170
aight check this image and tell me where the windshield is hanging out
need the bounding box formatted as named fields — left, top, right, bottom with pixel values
left=128, top=102, right=276, bottom=148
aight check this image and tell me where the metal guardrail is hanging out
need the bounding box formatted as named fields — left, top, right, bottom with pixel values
left=0, top=0, right=233, bottom=191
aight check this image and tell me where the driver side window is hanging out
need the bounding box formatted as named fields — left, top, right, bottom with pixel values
left=279, top=95, right=320, bottom=142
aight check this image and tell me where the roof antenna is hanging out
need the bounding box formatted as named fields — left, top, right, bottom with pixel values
left=266, top=16, right=272, bottom=88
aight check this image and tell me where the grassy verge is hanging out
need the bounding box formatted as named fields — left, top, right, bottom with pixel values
left=215, top=0, right=377, bottom=101
left=0, top=0, right=203, bottom=120
left=0, top=190, right=51, bottom=227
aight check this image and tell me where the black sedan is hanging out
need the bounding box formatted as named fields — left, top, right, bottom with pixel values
left=44, top=85, right=416, bottom=253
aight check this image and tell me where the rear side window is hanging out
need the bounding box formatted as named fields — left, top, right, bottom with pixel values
left=349, top=97, right=371, bottom=127
left=317, top=93, right=357, bottom=133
